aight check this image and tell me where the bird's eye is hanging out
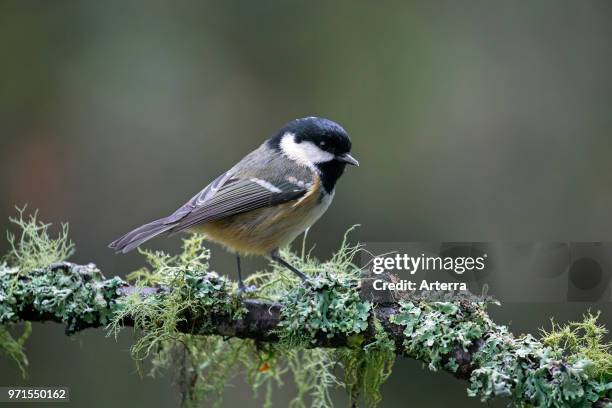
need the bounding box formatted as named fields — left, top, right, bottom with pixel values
left=318, top=141, right=326, bottom=148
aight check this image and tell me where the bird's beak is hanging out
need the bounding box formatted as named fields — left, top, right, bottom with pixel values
left=337, top=153, right=359, bottom=166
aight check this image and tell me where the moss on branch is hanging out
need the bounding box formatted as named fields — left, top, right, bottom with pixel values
left=0, top=210, right=611, bottom=408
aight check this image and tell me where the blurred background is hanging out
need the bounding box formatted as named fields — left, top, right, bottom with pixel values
left=1, top=1, right=611, bottom=406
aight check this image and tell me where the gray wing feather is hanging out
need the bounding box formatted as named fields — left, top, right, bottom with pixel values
left=109, top=145, right=312, bottom=253
left=109, top=171, right=235, bottom=253
left=108, top=219, right=175, bottom=253
left=163, top=171, right=235, bottom=224
left=170, top=177, right=306, bottom=232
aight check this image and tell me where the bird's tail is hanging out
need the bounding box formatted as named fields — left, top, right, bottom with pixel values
left=108, top=218, right=175, bottom=254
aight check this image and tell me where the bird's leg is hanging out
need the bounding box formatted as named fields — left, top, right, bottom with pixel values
left=269, top=250, right=309, bottom=281
left=236, top=253, right=245, bottom=290
left=236, top=254, right=256, bottom=293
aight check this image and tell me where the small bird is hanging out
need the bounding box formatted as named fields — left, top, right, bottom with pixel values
left=109, top=117, right=358, bottom=291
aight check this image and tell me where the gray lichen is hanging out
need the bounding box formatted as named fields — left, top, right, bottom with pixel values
left=1, top=261, right=125, bottom=334
left=469, top=326, right=610, bottom=407
left=0, top=209, right=124, bottom=375
left=278, top=271, right=371, bottom=344
left=389, top=299, right=612, bottom=407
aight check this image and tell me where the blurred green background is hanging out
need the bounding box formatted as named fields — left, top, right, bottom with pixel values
left=1, top=1, right=611, bottom=407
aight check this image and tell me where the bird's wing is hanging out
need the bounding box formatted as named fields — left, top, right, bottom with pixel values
left=163, top=171, right=234, bottom=224
left=165, top=172, right=307, bottom=232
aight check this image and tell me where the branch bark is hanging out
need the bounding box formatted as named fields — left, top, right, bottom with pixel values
left=3, top=261, right=611, bottom=408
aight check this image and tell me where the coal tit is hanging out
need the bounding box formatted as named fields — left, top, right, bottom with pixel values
left=109, top=116, right=358, bottom=291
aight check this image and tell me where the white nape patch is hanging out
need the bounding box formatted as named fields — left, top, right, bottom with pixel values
left=250, top=178, right=282, bottom=193
left=279, top=132, right=334, bottom=169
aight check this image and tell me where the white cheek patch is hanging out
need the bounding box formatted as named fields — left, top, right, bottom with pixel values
left=279, top=132, right=334, bottom=168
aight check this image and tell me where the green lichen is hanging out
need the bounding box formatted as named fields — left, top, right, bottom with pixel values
left=0, top=323, right=31, bottom=377
left=468, top=326, right=611, bottom=407
left=113, top=234, right=243, bottom=340
left=278, top=271, right=371, bottom=344
left=389, top=299, right=491, bottom=372
left=0, top=209, right=105, bottom=330
left=9, top=210, right=609, bottom=407
left=256, top=230, right=393, bottom=407
left=541, top=312, right=612, bottom=382
left=107, top=234, right=248, bottom=406
left=0, top=209, right=116, bottom=375
left=272, top=250, right=391, bottom=408
left=0, top=211, right=393, bottom=407
left=338, top=316, right=396, bottom=408
left=389, top=299, right=612, bottom=407
left=1, top=261, right=125, bottom=332
left=106, top=228, right=394, bottom=408
left=251, top=226, right=372, bottom=345
left=4, top=206, right=74, bottom=272
left=286, top=348, right=341, bottom=408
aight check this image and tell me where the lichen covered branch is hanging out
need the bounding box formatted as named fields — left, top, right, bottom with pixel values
left=0, top=211, right=610, bottom=408
left=1, top=260, right=610, bottom=407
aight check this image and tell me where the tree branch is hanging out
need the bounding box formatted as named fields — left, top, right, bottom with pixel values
left=1, top=261, right=610, bottom=408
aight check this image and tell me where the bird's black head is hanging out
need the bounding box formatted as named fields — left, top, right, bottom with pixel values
left=268, top=117, right=358, bottom=192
